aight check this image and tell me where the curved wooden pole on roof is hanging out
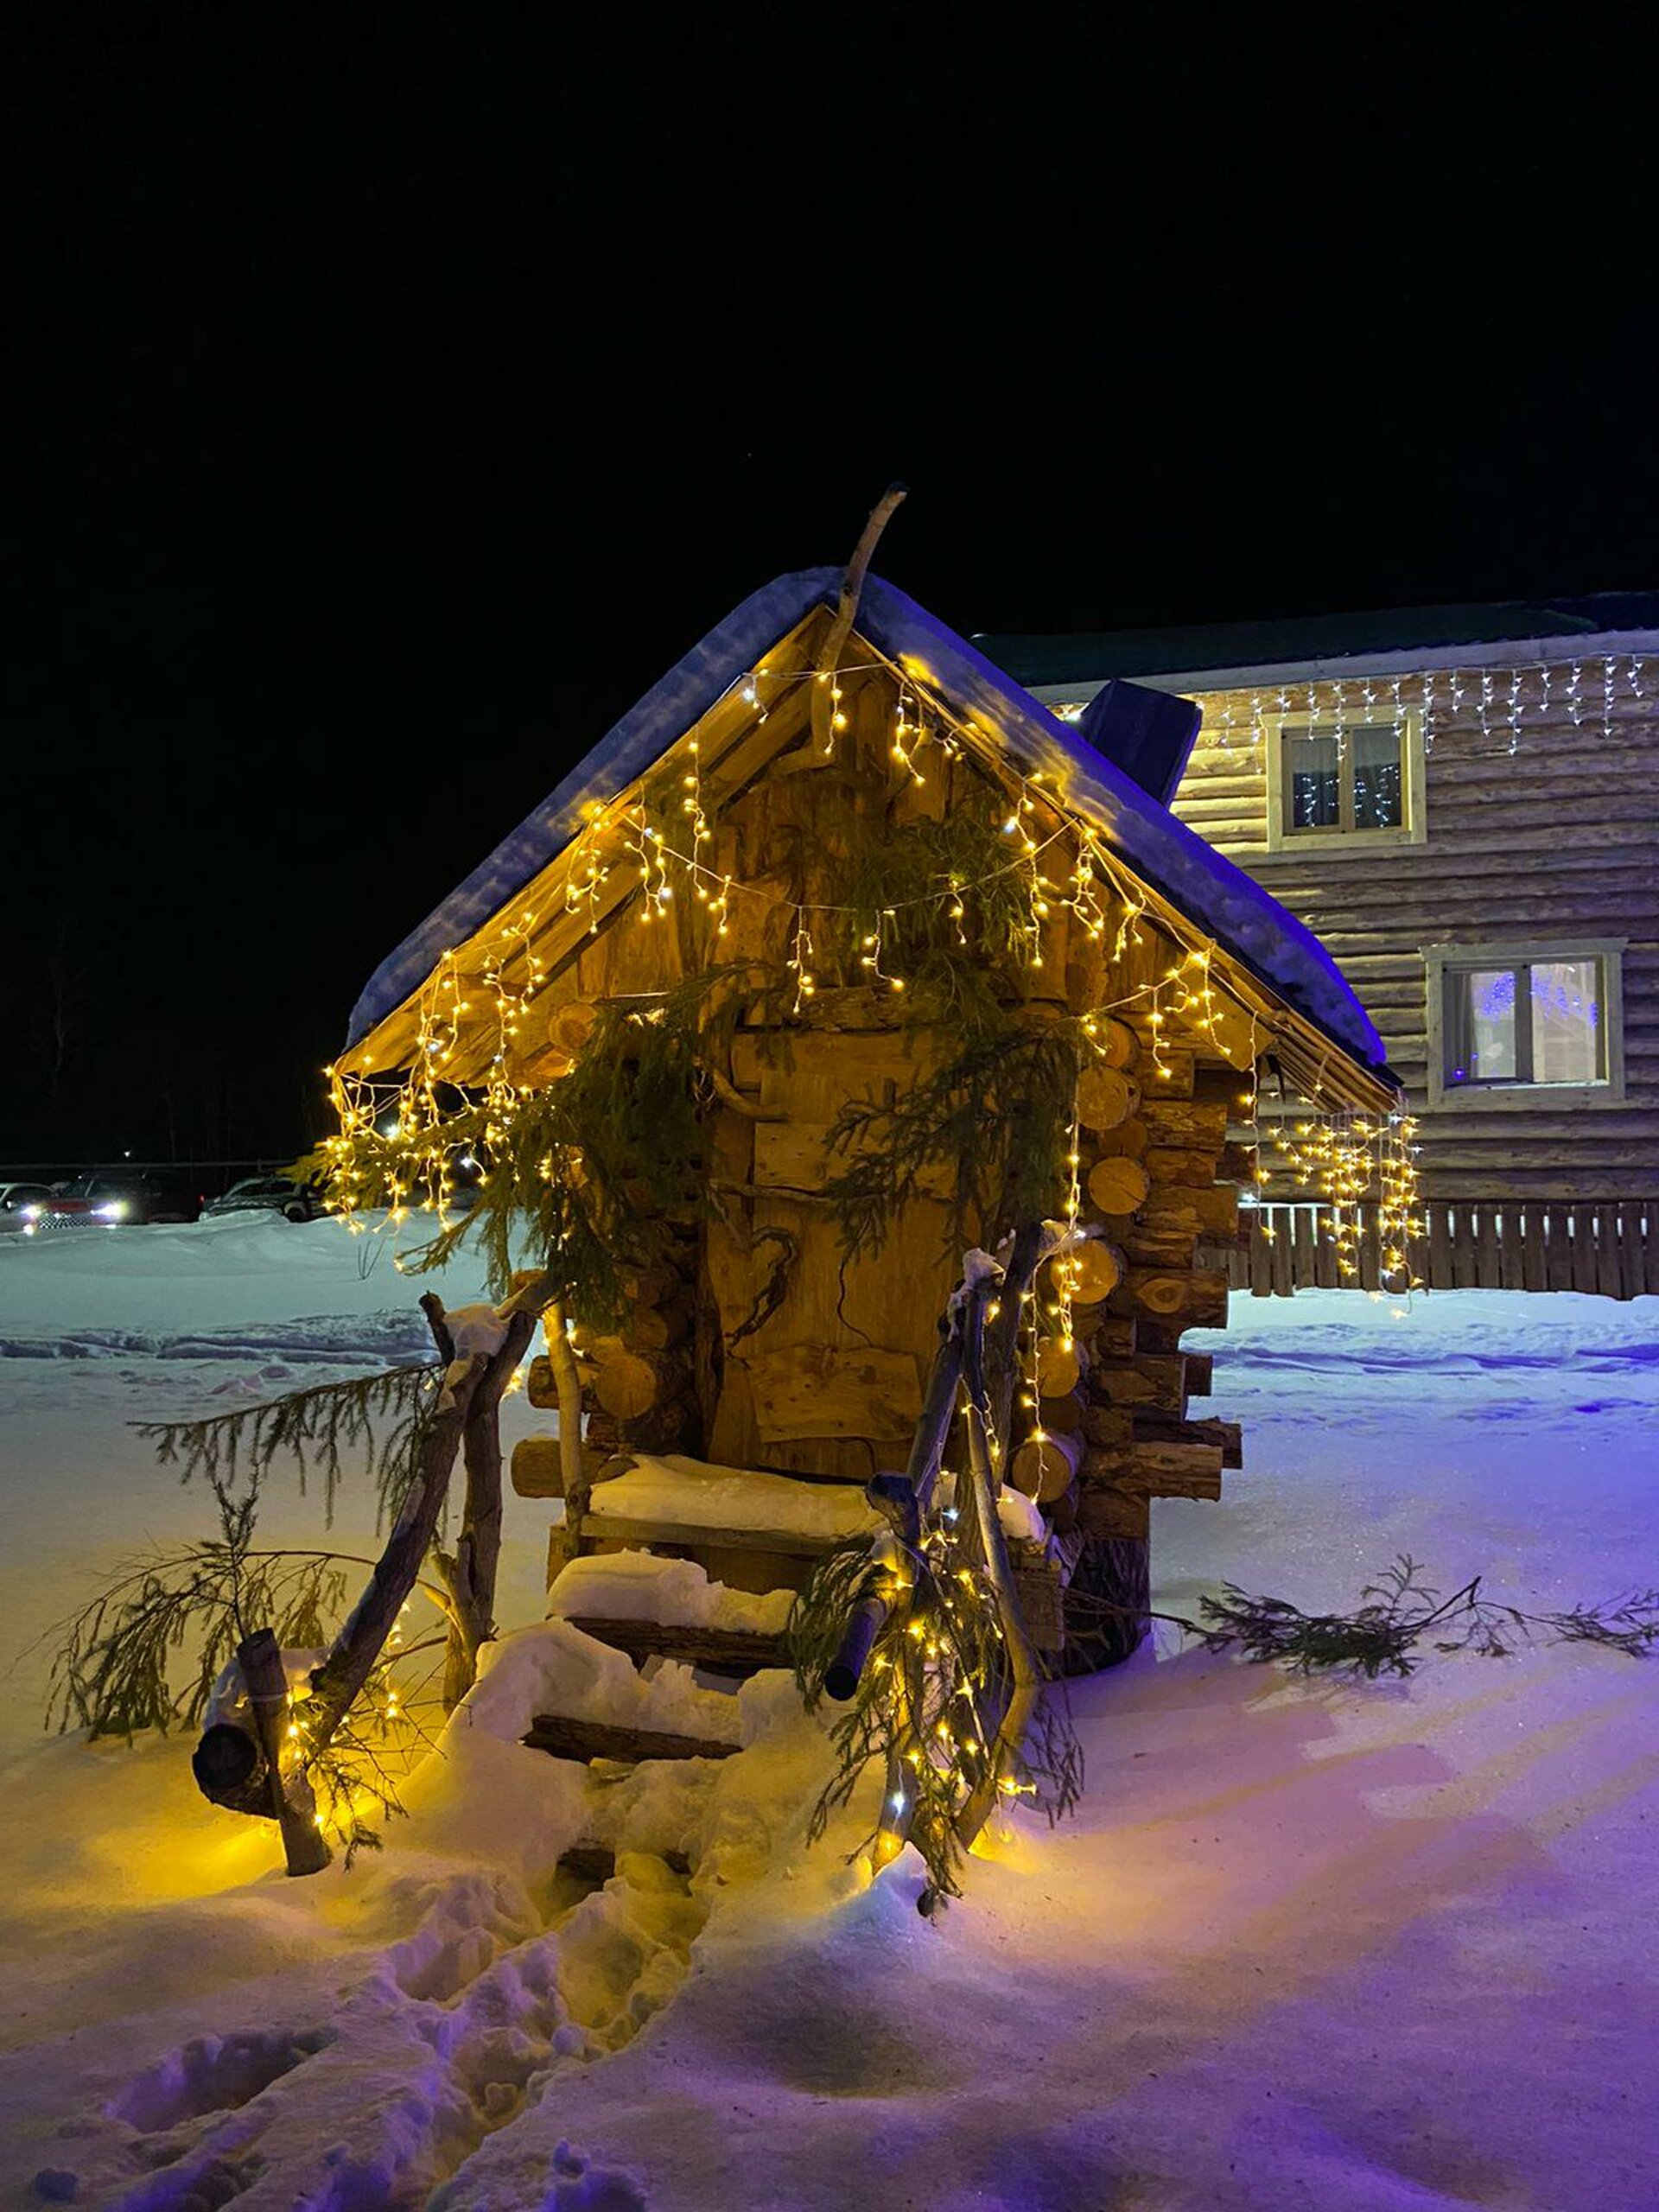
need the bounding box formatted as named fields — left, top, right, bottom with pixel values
left=811, top=483, right=909, bottom=752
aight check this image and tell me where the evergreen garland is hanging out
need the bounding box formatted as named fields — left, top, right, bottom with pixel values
left=824, top=1020, right=1084, bottom=1262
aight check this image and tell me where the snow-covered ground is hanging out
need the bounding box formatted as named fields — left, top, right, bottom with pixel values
left=0, top=1218, right=1655, bottom=2209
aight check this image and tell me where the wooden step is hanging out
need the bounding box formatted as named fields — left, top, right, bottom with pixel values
left=577, top=1511, right=855, bottom=1560
left=524, top=1714, right=741, bottom=1764
left=561, top=1615, right=790, bottom=1675
left=1009, top=1539, right=1065, bottom=1654
left=558, top=1843, right=691, bottom=1884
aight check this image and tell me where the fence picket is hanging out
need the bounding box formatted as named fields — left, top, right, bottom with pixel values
left=1521, top=1207, right=1548, bottom=1294
left=1224, top=1196, right=1649, bottom=1302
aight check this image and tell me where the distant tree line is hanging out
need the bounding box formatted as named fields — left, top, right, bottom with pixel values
left=0, top=905, right=333, bottom=1163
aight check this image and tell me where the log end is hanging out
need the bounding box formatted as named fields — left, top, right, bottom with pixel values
left=193, top=1720, right=260, bottom=1798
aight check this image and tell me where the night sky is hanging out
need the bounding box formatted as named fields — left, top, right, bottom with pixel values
left=8, top=10, right=1655, bottom=1171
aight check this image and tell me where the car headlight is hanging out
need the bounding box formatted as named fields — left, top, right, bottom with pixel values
left=20, top=1205, right=41, bottom=1220
left=93, top=1201, right=127, bottom=1221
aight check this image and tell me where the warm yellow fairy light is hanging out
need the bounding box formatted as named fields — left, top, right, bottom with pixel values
left=787, top=913, right=816, bottom=1012
left=1270, top=1105, right=1421, bottom=1287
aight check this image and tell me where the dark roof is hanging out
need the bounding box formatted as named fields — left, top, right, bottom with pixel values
left=976, top=591, right=1659, bottom=690
left=345, top=568, right=1384, bottom=1072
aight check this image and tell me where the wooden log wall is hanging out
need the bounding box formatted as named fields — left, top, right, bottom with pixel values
left=1170, top=662, right=1659, bottom=1202
left=994, top=1014, right=1249, bottom=1669
left=512, top=1237, right=704, bottom=1492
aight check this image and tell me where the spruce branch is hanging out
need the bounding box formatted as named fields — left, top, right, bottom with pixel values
left=1065, top=1554, right=1659, bottom=1680
left=825, top=1021, right=1084, bottom=1263
left=791, top=1529, right=1083, bottom=1904
left=136, top=1362, right=442, bottom=1528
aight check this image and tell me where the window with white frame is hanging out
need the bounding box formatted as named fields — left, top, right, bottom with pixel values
left=1266, top=709, right=1425, bottom=850
left=1425, top=939, right=1626, bottom=1109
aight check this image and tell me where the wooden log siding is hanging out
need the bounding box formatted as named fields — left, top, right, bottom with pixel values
left=1205, top=1198, right=1659, bottom=1300
left=1170, top=670, right=1659, bottom=1208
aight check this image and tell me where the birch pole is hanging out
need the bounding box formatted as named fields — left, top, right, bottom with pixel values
left=954, top=1283, right=1044, bottom=1856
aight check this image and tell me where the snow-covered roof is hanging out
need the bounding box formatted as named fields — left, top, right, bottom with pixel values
left=978, top=589, right=1659, bottom=694
left=346, top=567, right=1387, bottom=1074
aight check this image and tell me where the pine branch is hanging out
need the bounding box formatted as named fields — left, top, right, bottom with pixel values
left=47, top=1538, right=352, bottom=1740
left=1066, top=1555, right=1659, bottom=1680
left=824, top=1022, right=1083, bottom=1263
left=136, top=1363, right=441, bottom=1528
left=791, top=1524, right=1082, bottom=1904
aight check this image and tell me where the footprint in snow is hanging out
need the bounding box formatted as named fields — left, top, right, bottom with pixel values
left=106, top=2026, right=333, bottom=2134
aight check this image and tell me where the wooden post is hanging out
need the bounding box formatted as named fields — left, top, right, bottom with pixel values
left=238, top=1629, right=332, bottom=1877
left=440, top=1300, right=544, bottom=1706
left=985, top=1219, right=1046, bottom=1474
left=306, top=1304, right=487, bottom=1742
left=544, top=1294, right=592, bottom=1580
left=543, top=1296, right=586, bottom=1498
left=810, top=484, right=908, bottom=752
left=906, top=1311, right=965, bottom=1516
left=825, top=1589, right=889, bottom=1702
left=954, top=1290, right=1044, bottom=1858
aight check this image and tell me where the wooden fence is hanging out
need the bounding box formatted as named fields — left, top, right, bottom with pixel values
left=1204, top=1199, right=1659, bottom=1300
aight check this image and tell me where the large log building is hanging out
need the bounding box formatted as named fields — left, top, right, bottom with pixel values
left=984, top=594, right=1659, bottom=1295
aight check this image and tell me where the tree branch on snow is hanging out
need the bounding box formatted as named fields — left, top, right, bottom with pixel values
left=1068, top=1554, right=1659, bottom=1680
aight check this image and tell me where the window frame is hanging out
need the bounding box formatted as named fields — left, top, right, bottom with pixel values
left=1264, top=705, right=1426, bottom=854
left=1423, top=938, right=1627, bottom=1111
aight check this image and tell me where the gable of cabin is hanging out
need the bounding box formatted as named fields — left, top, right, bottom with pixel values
left=335, top=583, right=1400, bottom=1555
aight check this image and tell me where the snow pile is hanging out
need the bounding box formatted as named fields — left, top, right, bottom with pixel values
left=443, top=1303, right=514, bottom=1361
left=547, top=1554, right=796, bottom=1637
left=0, top=1611, right=848, bottom=2205
left=1, top=1221, right=1656, bottom=2209
left=995, top=1484, right=1045, bottom=1544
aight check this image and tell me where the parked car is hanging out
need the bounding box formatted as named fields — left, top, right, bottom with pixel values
left=0, top=1181, right=55, bottom=1232
left=201, top=1175, right=327, bottom=1224
left=32, top=1173, right=203, bottom=1227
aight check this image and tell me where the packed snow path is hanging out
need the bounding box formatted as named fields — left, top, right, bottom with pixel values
left=0, top=1218, right=1655, bottom=2209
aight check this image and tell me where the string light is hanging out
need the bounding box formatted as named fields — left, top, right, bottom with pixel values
left=327, top=639, right=1403, bottom=1251
left=889, top=684, right=929, bottom=786
left=787, top=912, right=816, bottom=1013
left=1176, top=652, right=1645, bottom=767
left=1269, top=1109, right=1423, bottom=1290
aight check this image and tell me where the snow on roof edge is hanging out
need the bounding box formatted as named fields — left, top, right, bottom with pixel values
left=850, top=578, right=1385, bottom=1071
left=345, top=569, right=1386, bottom=1075
left=345, top=569, right=842, bottom=1047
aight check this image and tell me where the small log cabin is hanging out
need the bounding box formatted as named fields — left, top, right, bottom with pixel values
left=336, top=563, right=1398, bottom=1668
left=985, top=594, right=1659, bottom=1297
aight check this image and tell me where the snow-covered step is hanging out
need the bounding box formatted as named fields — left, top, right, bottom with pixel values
left=547, top=1552, right=795, bottom=1676
left=474, top=1617, right=761, bottom=1777
left=576, top=1451, right=881, bottom=1563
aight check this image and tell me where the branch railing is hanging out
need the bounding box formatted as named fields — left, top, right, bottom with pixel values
left=817, top=1221, right=1065, bottom=1891
left=191, top=1269, right=561, bottom=1873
